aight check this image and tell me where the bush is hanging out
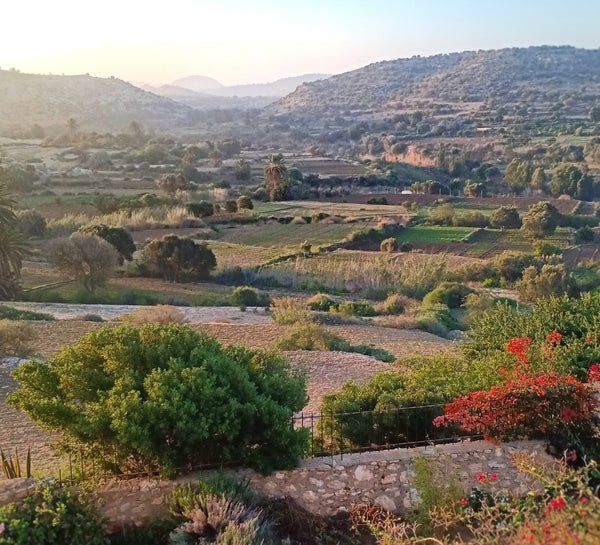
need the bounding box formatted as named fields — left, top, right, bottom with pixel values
left=0, top=305, right=54, bottom=321
left=516, top=264, right=577, bottom=303
left=224, top=200, right=238, bottom=213
left=119, top=305, right=187, bottom=325
left=73, top=313, right=104, bottom=322
left=379, top=237, right=398, bottom=252
left=375, top=293, right=408, bottom=315
left=306, top=293, right=335, bottom=311
left=533, top=240, right=562, bottom=257
left=335, top=301, right=376, bottom=317
left=417, top=303, right=463, bottom=332
left=17, top=209, right=46, bottom=238
left=186, top=201, right=214, bottom=218
left=0, top=320, right=33, bottom=355
left=232, top=286, right=260, bottom=307
left=271, top=297, right=312, bottom=324
left=9, top=324, right=308, bottom=474
left=422, top=282, right=474, bottom=308
left=236, top=196, right=253, bottom=210
left=79, top=224, right=136, bottom=262
left=489, top=206, right=521, bottom=229
left=0, top=483, right=106, bottom=545
left=574, top=226, right=594, bottom=243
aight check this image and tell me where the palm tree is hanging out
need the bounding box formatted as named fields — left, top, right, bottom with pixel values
left=264, top=154, right=290, bottom=201
left=0, top=185, right=26, bottom=300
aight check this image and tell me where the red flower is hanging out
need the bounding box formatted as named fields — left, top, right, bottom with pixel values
left=560, top=407, right=579, bottom=423
left=476, top=474, right=486, bottom=482
left=460, top=498, right=467, bottom=505
left=588, top=364, right=600, bottom=383
left=490, top=473, right=497, bottom=480
left=546, top=331, right=562, bottom=345
left=586, top=337, right=593, bottom=344
left=549, top=497, right=566, bottom=509
left=581, top=496, right=588, bottom=503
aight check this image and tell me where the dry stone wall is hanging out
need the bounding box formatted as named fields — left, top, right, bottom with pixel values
left=0, top=440, right=554, bottom=529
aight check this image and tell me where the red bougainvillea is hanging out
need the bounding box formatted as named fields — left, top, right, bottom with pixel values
left=434, top=333, right=597, bottom=442
left=588, top=364, right=600, bottom=383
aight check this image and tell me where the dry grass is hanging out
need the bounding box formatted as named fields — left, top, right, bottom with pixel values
left=119, top=305, right=188, bottom=325
left=0, top=320, right=34, bottom=356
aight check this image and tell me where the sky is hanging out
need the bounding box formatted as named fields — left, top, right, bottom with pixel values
left=2, top=0, right=598, bottom=86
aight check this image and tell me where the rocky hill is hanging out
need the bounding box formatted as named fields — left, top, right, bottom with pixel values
left=0, top=70, right=195, bottom=133
left=276, top=46, right=600, bottom=115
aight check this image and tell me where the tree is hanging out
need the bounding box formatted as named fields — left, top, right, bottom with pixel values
left=548, top=163, right=594, bottom=200
left=224, top=200, right=238, bottom=213
left=530, top=167, right=547, bottom=191
left=589, top=104, right=600, bottom=123
left=79, top=224, right=136, bottom=262
left=517, top=264, right=577, bottom=303
left=489, top=206, right=521, bottom=229
left=0, top=184, right=26, bottom=299
left=49, top=233, right=119, bottom=292
left=17, top=209, right=46, bottom=238
left=8, top=324, right=308, bottom=474
left=520, top=201, right=560, bottom=239
left=504, top=158, right=532, bottom=194
left=236, top=195, right=253, bottom=210
left=380, top=238, right=398, bottom=252
left=156, top=173, right=189, bottom=194
left=234, top=159, right=251, bottom=180
left=142, top=235, right=216, bottom=282
left=264, top=154, right=291, bottom=201
left=186, top=201, right=214, bottom=218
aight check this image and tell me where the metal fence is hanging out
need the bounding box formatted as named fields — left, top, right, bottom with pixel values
left=1, top=404, right=480, bottom=483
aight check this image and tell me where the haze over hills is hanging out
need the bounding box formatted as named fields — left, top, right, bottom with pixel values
left=0, top=70, right=195, bottom=133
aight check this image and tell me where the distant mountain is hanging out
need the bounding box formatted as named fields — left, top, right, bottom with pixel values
left=212, top=74, right=330, bottom=98
left=0, top=70, right=195, bottom=133
left=171, top=75, right=224, bottom=93
left=276, top=46, right=600, bottom=114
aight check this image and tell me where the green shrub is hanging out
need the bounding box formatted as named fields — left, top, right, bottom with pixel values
left=533, top=240, right=562, bottom=257
left=417, top=303, right=463, bottom=332
left=186, top=201, right=214, bottom=218
left=376, top=293, right=407, bottom=315
left=232, top=286, right=260, bottom=307
left=74, top=313, right=104, bottom=322
left=9, top=324, right=308, bottom=474
left=422, top=282, right=474, bottom=308
left=224, top=200, right=238, bottom=213
left=575, top=225, right=595, bottom=243
left=516, top=264, right=577, bottom=303
left=0, top=305, right=54, bottom=321
left=0, top=320, right=33, bottom=355
left=17, top=209, right=46, bottom=238
left=335, top=301, right=376, bottom=317
left=306, top=293, right=335, bottom=311
left=0, top=483, right=107, bottom=545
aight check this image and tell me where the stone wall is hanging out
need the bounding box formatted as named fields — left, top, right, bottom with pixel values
left=0, top=440, right=554, bottom=529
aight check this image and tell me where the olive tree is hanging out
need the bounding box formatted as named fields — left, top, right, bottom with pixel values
left=520, top=202, right=560, bottom=239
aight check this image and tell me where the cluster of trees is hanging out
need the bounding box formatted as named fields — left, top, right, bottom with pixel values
left=0, top=185, right=25, bottom=299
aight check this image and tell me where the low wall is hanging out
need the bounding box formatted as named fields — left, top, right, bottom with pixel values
left=0, top=440, right=554, bottom=530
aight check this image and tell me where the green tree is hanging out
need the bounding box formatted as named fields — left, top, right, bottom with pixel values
left=9, top=324, right=308, bottom=474
left=516, top=264, right=577, bottom=303
left=504, top=158, right=532, bottom=194
left=142, top=235, right=216, bottom=282
left=589, top=104, right=600, bottom=123
left=17, top=209, right=46, bottom=238
left=234, top=158, right=251, bottom=180
left=264, top=154, right=291, bottom=201
left=548, top=163, right=594, bottom=200
left=489, top=206, right=521, bottom=229
left=79, top=224, right=136, bottom=262
left=520, top=201, right=561, bottom=239
left=156, top=173, right=189, bottom=194
left=0, top=184, right=26, bottom=299
left=49, top=233, right=119, bottom=292
left=530, top=167, right=547, bottom=191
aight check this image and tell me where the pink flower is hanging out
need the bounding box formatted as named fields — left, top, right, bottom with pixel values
left=490, top=473, right=497, bottom=480
left=476, top=474, right=486, bottom=482
left=460, top=498, right=467, bottom=505
left=549, top=497, right=566, bottom=509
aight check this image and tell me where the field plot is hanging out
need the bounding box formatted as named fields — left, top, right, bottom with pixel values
left=289, top=156, right=370, bottom=178
left=252, top=200, right=411, bottom=219
left=395, top=226, right=474, bottom=243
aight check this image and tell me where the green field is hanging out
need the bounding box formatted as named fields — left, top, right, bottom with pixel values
left=395, top=226, right=474, bottom=243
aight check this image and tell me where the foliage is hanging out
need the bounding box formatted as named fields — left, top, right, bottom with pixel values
left=16, top=210, right=46, bottom=239
left=270, top=297, right=312, bottom=324
left=489, top=206, right=521, bottom=229
left=224, top=200, right=238, bottom=213
left=520, top=201, right=561, bottom=239
left=434, top=334, right=599, bottom=449
left=79, top=224, right=136, bottom=262
left=273, top=322, right=394, bottom=362
left=8, top=324, right=308, bottom=474
left=504, top=158, right=532, bottom=194
left=306, top=293, right=335, bottom=312
left=422, top=282, right=473, bottom=309
left=549, top=163, right=594, bottom=200
left=0, top=483, right=107, bottom=545
left=0, top=184, right=26, bottom=300
left=516, top=263, right=577, bottom=303
left=487, top=251, right=540, bottom=282
left=0, top=447, right=31, bottom=479
left=231, top=286, right=260, bottom=307
left=264, top=154, right=291, bottom=202
left=380, top=238, right=398, bottom=252
left=186, top=201, right=214, bottom=218
left=49, top=232, right=119, bottom=292
left=397, top=253, right=447, bottom=299
left=157, top=173, right=189, bottom=194
left=141, top=235, right=216, bottom=282
left=0, top=305, right=53, bottom=321
left=0, top=320, right=33, bottom=356
left=236, top=196, right=253, bottom=210
left=335, top=301, right=376, bottom=317
left=575, top=226, right=595, bottom=244
left=375, top=293, right=408, bottom=315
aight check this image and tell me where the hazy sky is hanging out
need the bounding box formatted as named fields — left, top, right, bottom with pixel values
left=3, top=0, right=598, bottom=86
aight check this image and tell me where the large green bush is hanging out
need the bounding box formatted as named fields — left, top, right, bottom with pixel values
left=422, top=282, right=473, bottom=308
left=0, top=483, right=107, bottom=545
left=9, top=324, right=308, bottom=474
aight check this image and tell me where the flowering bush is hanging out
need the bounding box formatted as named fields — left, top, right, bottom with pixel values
left=434, top=333, right=598, bottom=446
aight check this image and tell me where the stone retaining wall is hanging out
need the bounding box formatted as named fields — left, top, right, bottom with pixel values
left=0, top=440, right=554, bottom=529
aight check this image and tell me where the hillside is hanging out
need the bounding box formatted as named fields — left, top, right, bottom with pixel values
left=0, top=70, right=195, bottom=133
left=276, top=46, right=600, bottom=116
